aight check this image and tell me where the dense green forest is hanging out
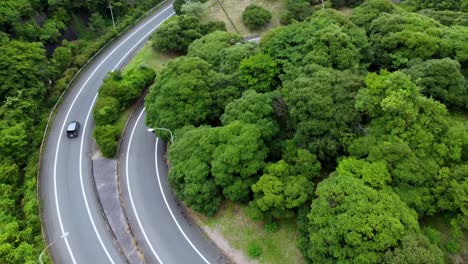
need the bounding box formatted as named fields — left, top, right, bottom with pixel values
left=0, top=0, right=162, bottom=262
left=145, top=0, right=468, bottom=262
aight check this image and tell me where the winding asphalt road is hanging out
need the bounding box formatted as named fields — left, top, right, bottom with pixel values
left=39, top=3, right=188, bottom=263
left=119, top=104, right=225, bottom=264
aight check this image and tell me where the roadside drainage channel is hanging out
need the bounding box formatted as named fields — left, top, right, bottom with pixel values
left=93, top=156, right=145, bottom=264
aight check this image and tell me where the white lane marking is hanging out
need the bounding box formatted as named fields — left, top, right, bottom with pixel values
left=126, top=109, right=165, bottom=264
left=112, top=11, right=175, bottom=71
left=79, top=94, right=115, bottom=264
left=154, top=135, right=210, bottom=263
left=52, top=5, right=174, bottom=263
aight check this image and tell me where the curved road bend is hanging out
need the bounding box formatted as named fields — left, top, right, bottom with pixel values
left=120, top=105, right=225, bottom=264
left=40, top=3, right=175, bottom=263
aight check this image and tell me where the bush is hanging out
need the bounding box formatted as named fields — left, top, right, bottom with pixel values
left=247, top=242, right=263, bottom=258
left=446, top=238, right=461, bottom=254
left=117, top=67, right=155, bottom=107
left=264, top=221, right=279, bottom=233
left=93, top=96, right=121, bottom=126
left=94, top=125, right=119, bottom=158
left=242, top=4, right=272, bottom=30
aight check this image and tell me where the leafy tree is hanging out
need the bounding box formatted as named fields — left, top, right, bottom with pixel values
left=219, top=42, right=256, bottom=74
left=350, top=0, right=399, bottom=32
left=368, top=12, right=444, bottom=69
left=280, top=0, right=313, bottom=25
left=214, top=121, right=267, bottom=201
left=249, top=160, right=314, bottom=220
left=221, top=90, right=279, bottom=140
left=306, top=175, right=420, bottom=263
left=442, top=25, right=468, bottom=68
left=151, top=15, right=203, bottom=53
left=382, top=232, right=444, bottom=264
left=242, top=4, right=272, bottom=30
left=187, top=31, right=242, bottom=67
left=404, top=58, right=467, bottom=109
left=169, top=126, right=222, bottom=215
left=181, top=1, right=205, bottom=17
left=351, top=70, right=468, bottom=215
left=145, top=57, right=226, bottom=138
left=282, top=65, right=363, bottom=162
left=52, top=45, right=73, bottom=71
left=39, top=18, right=66, bottom=43
left=418, top=9, right=468, bottom=27
left=239, top=54, right=279, bottom=93
left=408, top=0, right=468, bottom=11
left=262, top=9, right=368, bottom=71
left=336, top=158, right=391, bottom=189
left=89, top=12, right=106, bottom=34
left=0, top=40, right=47, bottom=102
left=0, top=121, right=29, bottom=161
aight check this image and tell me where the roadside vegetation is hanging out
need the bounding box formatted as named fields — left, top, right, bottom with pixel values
left=0, top=0, right=165, bottom=262
left=143, top=0, right=468, bottom=262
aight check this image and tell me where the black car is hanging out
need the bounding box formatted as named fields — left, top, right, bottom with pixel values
left=66, top=121, right=80, bottom=138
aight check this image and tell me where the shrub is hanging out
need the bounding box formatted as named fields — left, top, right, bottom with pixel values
left=446, top=238, right=461, bottom=254
left=247, top=242, right=263, bottom=258
left=264, top=221, right=279, bottom=233
left=94, top=125, right=119, bottom=158
left=242, top=4, right=272, bottom=30
left=93, top=96, right=121, bottom=126
left=117, top=67, right=155, bottom=107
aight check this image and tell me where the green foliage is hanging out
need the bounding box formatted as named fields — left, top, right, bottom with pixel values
left=187, top=31, right=242, bottom=67
left=247, top=242, right=263, bottom=258
left=239, top=54, right=279, bottom=93
left=222, top=90, right=279, bottom=140
left=181, top=1, right=206, bottom=17
left=219, top=42, right=256, bottom=74
left=250, top=160, right=314, bottom=220
left=264, top=221, right=279, bottom=233
left=145, top=56, right=234, bottom=138
left=280, top=0, right=313, bottom=25
left=446, top=238, right=461, bottom=254
left=351, top=70, right=468, bottom=216
left=419, top=9, right=468, bottom=26
left=382, top=232, right=445, bottom=264
left=350, top=0, right=399, bottom=31
left=169, top=122, right=268, bottom=215
left=93, top=96, right=121, bottom=126
left=408, top=0, right=468, bottom=11
left=93, top=125, right=119, bottom=158
left=242, top=4, right=272, bottom=30
left=282, top=66, right=363, bottom=161
left=52, top=45, right=73, bottom=71
left=404, top=58, right=467, bottom=109
left=0, top=40, right=47, bottom=102
left=151, top=15, right=203, bottom=53
left=262, top=9, right=368, bottom=71
left=368, top=12, right=445, bottom=69
left=306, top=175, right=420, bottom=263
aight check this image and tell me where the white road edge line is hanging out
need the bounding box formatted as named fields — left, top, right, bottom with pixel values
left=53, top=4, right=173, bottom=263
left=126, top=109, right=165, bottom=264
left=113, top=12, right=175, bottom=71
left=79, top=94, right=115, bottom=264
left=154, top=132, right=211, bottom=264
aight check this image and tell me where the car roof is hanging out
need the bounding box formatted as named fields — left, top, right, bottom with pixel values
left=67, top=121, right=79, bottom=131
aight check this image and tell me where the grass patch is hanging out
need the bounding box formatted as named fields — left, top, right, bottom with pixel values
left=123, top=40, right=178, bottom=74
left=193, top=201, right=305, bottom=264
left=201, top=0, right=287, bottom=36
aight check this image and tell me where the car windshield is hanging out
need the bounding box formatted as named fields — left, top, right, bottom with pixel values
left=67, top=122, right=77, bottom=131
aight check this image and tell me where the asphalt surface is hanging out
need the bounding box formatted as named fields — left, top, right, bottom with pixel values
left=119, top=105, right=226, bottom=264
left=39, top=3, right=176, bottom=263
